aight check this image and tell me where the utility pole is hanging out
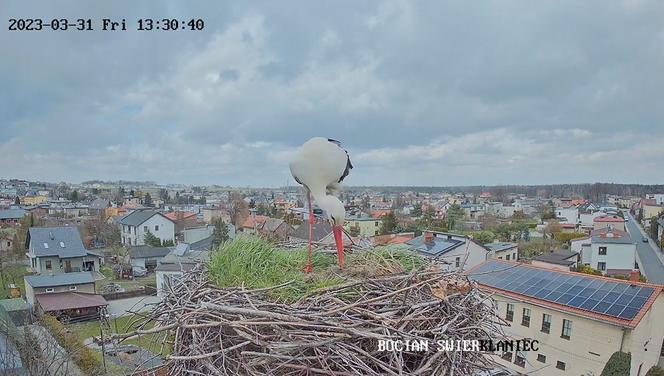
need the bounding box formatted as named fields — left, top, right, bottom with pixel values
left=98, top=308, right=108, bottom=374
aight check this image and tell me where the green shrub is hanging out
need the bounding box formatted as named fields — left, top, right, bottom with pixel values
left=601, top=351, right=630, bottom=376
left=39, top=315, right=103, bottom=375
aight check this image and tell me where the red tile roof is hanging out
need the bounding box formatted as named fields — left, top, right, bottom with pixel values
left=594, top=216, right=625, bottom=222
left=164, top=211, right=197, bottom=221
left=241, top=215, right=269, bottom=229
left=467, top=259, right=663, bottom=329
left=370, top=210, right=392, bottom=218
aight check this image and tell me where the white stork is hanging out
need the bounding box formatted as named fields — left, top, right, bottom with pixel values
left=290, top=137, right=353, bottom=272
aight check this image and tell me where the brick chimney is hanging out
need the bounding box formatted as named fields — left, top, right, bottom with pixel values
left=630, top=270, right=640, bottom=283
left=423, top=231, right=434, bottom=243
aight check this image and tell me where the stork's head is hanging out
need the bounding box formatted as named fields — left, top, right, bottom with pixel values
left=317, top=195, right=346, bottom=268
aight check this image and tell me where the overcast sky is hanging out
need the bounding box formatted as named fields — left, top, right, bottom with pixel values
left=1, top=1, right=663, bottom=187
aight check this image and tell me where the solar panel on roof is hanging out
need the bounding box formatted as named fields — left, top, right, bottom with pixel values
left=468, top=260, right=656, bottom=321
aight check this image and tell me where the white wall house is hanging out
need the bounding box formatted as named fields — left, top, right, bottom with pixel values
left=119, top=209, right=176, bottom=246
left=580, top=228, right=636, bottom=275
left=406, top=231, right=489, bottom=272
left=469, top=260, right=664, bottom=376
left=556, top=207, right=579, bottom=224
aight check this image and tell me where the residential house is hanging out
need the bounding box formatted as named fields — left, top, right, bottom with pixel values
left=556, top=207, right=579, bottom=224
left=88, top=198, right=110, bottom=216
left=183, top=225, right=215, bottom=244
left=128, top=245, right=173, bottom=271
left=155, top=240, right=211, bottom=298
left=580, top=228, right=636, bottom=276
left=258, top=218, right=294, bottom=240
left=119, top=209, right=176, bottom=246
left=201, top=207, right=231, bottom=223
left=593, top=215, right=626, bottom=231
left=0, top=209, right=25, bottom=226
left=531, top=250, right=579, bottom=271
left=239, top=215, right=269, bottom=234
left=405, top=231, right=489, bottom=272
left=290, top=220, right=354, bottom=247
left=23, top=272, right=99, bottom=307
left=165, top=211, right=198, bottom=237
left=485, top=242, right=519, bottom=261
left=344, top=216, right=382, bottom=237
left=25, top=227, right=102, bottom=275
left=468, top=260, right=664, bottom=376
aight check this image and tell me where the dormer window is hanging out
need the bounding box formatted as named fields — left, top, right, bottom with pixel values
left=43, top=243, right=49, bottom=249
left=60, top=242, right=65, bottom=248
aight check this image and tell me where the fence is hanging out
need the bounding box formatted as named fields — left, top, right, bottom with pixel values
left=102, top=286, right=157, bottom=301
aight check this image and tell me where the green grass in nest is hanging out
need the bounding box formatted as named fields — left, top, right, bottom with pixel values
left=207, top=236, right=424, bottom=302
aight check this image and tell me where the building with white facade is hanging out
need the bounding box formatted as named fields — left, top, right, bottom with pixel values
left=580, top=228, right=637, bottom=276
left=405, top=231, right=489, bottom=271
left=119, top=209, right=176, bottom=246
left=468, top=260, right=664, bottom=376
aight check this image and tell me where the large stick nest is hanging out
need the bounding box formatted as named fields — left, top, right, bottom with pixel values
left=124, top=265, right=505, bottom=375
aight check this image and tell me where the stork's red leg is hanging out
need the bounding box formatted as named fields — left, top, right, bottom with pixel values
left=304, top=189, right=314, bottom=273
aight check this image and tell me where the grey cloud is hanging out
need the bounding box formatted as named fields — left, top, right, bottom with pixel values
left=1, top=0, right=663, bottom=185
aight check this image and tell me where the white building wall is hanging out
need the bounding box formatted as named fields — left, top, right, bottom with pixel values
left=589, top=242, right=636, bottom=272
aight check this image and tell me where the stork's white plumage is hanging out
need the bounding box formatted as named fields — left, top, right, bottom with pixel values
left=290, top=137, right=353, bottom=272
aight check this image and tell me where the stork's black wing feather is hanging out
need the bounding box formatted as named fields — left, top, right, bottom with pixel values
left=327, top=138, right=353, bottom=182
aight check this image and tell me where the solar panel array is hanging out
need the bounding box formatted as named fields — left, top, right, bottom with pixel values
left=469, top=261, right=655, bottom=321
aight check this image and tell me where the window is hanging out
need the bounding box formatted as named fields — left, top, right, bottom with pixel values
left=375, top=230, right=379, bottom=235
left=597, top=262, right=606, bottom=271
left=537, top=354, right=546, bottom=363
left=155, top=225, right=159, bottom=231
left=498, top=256, right=502, bottom=259
left=501, top=351, right=513, bottom=361
left=7, top=241, right=10, bottom=247
left=45, top=288, right=54, bottom=293
left=455, top=257, right=460, bottom=268
left=69, top=286, right=77, bottom=291
left=45, top=260, right=52, bottom=270
left=599, top=246, right=607, bottom=255
left=512, top=252, right=516, bottom=260
left=556, top=361, right=566, bottom=370
left=506, top=303, right=514, bottom=322
left=375, top=221, right=379, bottom=226
left=506, top=254, right=511, bottom=261
left=144, top=226, right=148, bottom=232
left=514, top=351, right=526, bottom=367
left=541, top=313, right=551, bottom=333
left=561, top=319, right=572, bottom=340
left=522, top=308, right=531, bottom=327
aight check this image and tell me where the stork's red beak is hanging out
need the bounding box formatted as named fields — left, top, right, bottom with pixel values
left=333, top=225, right=345, bottom=268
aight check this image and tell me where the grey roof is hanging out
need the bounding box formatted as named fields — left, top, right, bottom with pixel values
left=0, top=209, right=26, bottom=220
left=260, top=218, right=289, bottom=233
left=406, top=232, right=468, bottom=257
left=27, top=227, right=88, bottom=258
left=291, top=221, right=332, bottom=242
left=533, top=251, right=579, bottom=266
left=484, top=242, right=518, bottom=253
left=119, top=209, right=172, bottom=226
left=129, top=245, right=173, bottom=259
left=189, top=235, right=213, bottom=252
left=89, top=198, right=110, bottom=210
left=24, top=271, right=95, bottom=288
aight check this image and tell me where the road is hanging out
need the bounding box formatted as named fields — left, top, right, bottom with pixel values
left=624, top=210, right=664, bottom=284
left=106, top=295, right=161, bottom=317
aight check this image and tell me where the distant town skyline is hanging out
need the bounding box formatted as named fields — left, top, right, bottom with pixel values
left=2, top=1, right=663, bottom=186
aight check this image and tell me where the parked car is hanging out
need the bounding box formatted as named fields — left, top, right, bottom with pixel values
left=643, top=236, right=649, bottom=243
left=132, top=266, right=148, bottom=277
